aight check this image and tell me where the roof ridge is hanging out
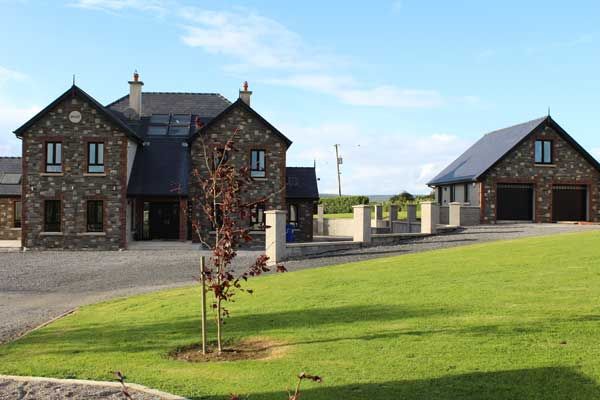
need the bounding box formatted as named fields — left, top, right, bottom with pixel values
left=0, top=156, right=22, bottom=159
left=484, top=116, right=546, bottom=136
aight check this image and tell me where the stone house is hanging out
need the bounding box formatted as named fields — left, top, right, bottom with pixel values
left=6, top=73, right=318, bottom=249
left=428, top=116, right=600, bottom=223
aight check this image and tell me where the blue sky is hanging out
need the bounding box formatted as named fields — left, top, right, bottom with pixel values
left=1, top=0, right=599, bottom=194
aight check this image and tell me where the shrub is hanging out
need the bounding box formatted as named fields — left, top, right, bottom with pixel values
left=319, top=196, right=370, bottom=214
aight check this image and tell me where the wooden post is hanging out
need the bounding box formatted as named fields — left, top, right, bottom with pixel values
left=200, top=255, right=207, bottom=354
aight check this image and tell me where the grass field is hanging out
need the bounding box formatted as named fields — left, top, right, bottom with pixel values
left=2, top=232, right=600, bottom=399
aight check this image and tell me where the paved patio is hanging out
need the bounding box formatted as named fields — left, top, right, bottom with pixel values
left=1, top=223, right=598, bottom=344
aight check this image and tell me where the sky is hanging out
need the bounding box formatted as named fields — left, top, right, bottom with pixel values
left=1, top=1, right=599, bottom=195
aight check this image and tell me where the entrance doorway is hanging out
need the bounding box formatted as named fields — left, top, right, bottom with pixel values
left=144, top=202, right=180, bottom=240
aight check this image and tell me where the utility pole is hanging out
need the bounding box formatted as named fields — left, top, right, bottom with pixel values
left=334, top=144, right=342, bottom=196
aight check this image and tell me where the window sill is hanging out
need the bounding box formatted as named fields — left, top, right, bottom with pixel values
left=252, top=177, right=268, bottom=181
left=40, top=173, right=64, bottom=177
left=77, top=232, right=106, bottom=236
left=10, top=228, right=22, bottom=231
left=40, top=232, right=63, bottom=236
left=534, top=163, right=556, bottom=168
left=83, top=173, right=107, bottom=177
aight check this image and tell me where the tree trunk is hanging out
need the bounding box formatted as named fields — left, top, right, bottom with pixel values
left=200, top=256, right=207, bottom=355
left=216, top=298, right=223, bottom=354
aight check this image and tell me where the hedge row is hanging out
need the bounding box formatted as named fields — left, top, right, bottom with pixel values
left=319, top=196, right=370, bottom=214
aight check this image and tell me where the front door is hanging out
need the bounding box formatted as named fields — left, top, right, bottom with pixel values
left=150, top=202, right=179, bottom=240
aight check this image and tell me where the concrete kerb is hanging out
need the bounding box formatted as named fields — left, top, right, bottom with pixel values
left=0, top=375, right=188, bottom=400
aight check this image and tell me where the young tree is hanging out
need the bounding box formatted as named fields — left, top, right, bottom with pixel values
left=187, top=123, right=286, bottom=354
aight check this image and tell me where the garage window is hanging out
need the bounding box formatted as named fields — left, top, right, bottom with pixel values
left=535, top=140, right=552, bottom=164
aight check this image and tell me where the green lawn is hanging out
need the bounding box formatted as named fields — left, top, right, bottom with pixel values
left=2, top=232, right=600, bottom=399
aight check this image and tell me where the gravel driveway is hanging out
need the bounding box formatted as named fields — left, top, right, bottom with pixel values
left=1, top=223, right=597, bottom=344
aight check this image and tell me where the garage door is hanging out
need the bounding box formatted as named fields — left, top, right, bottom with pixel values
left=497, top=184, right=533, bottom=221
left=552, top=185, right=587, bottom=222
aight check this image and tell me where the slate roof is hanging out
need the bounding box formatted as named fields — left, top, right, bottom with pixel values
left=127, top=139, right=190, bottom=197
left=428, top=117, right=548, bottom=186
left=286, top=167, right=319, bottom=199
left=0, top=157, right=22, bottom=196
left=107, top=92, right=231, bottom=118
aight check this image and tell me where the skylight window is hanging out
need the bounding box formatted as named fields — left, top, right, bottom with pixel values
left=150, top=114, right=170, bottom=124
left=148, top=114, right=191, bottom=136
left=171, top=114, right=191, bottom=125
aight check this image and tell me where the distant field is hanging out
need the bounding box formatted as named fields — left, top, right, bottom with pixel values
left=318, top=209, right=420, bottom=220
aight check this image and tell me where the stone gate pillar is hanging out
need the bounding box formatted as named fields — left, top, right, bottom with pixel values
left=265, top=210, right=286, bottom=264
left=353, top=205, right=371, bottom=243
left=420, top=201, right=439, bottom=234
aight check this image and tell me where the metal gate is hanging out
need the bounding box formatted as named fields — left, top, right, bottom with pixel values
left=497, top=183, right=534, bottom=221
left=552, top=185, right=587, bottom=222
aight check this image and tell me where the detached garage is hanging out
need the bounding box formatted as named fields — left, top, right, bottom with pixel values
left=428, top=116, right=600, bottom=224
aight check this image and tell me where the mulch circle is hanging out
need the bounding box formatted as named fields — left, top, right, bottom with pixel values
left=169, top=337, right=287, bottom=362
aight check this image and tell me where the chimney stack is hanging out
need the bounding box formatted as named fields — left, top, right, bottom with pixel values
left=128, top=70, right=144, bottom=117
left=239, top=81, right=252, bottom=106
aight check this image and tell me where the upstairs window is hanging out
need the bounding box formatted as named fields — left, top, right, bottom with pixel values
left=87, top=200, right=104, bottom=232
left=87, top=142, right=105, bottom=173
left=14, top=201, right=21, bottom=228
left=45, top=142, right=62, bottom=173
left=251, top=150, right=266, bottom=178
left=148, top=114, right=191, bottom=136
left=44, top=200, right=61, bottom=232
left=535, top=140, right=552, bottom=164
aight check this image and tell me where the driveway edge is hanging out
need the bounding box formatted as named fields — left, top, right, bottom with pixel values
left=0, top=375, right=189, bottom=400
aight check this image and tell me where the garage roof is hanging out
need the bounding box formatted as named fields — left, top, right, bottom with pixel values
left=427, top=116, right=600, bottom=186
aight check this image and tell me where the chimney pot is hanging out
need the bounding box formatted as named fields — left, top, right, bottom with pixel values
left=128, top=71, right=144, bottom=118
left=239, top=81, right=252, bottom=106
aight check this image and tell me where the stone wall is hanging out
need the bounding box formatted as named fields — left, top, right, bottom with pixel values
left=0, top=197, right=21, bottom=240
left=189, top=102, right=287, bottom=239
left=439, top=206, right=449, bottom=224
left=21, top=94, right=129, bottom=249
left=481, top=124, right=600, bottom=223
left=460, top=206, right=481, bottom=226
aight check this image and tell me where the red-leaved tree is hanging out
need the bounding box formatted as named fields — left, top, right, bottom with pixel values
left=187, top=124, right=286, bottom=354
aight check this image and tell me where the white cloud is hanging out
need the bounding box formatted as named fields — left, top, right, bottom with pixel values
left=0, top=103, right=40, bottom=155
left=265, top=74, right=444, bottom=108
left=284, top=122, right=472, bottom=194
left=0, top=66, right=39, bottom=156
left=0, top=66, right=27, bottom=85
left=69, top=0, right=169, bottom=13
left=178, top=7, right=452, bottom=109
left=74, top=2, right=471, bottom=109
left=179, top=8, right=326, bottom=71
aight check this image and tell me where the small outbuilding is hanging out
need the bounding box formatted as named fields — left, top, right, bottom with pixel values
left=428, top=116, right=600, bottom=223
